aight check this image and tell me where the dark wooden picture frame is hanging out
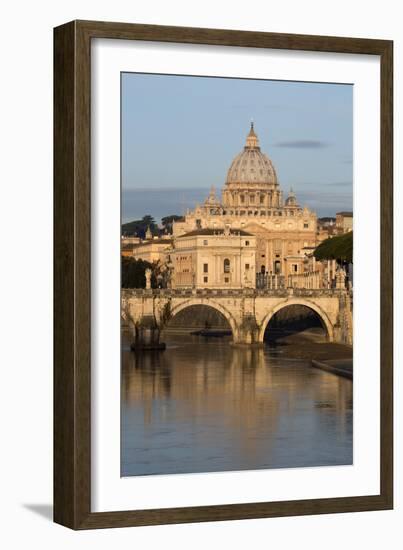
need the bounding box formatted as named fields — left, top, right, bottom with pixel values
left=54, top=20, right=393, bottom=529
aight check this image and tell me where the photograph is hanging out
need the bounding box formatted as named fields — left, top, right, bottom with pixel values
left=120, top=72, right=354, bottom=477
left=1, top=0, right=395, bottom=539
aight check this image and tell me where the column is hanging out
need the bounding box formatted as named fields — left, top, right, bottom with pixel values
left=332, top=259, right=337, bottom=286
left=265, top=240, right=269, bottom=273
left=327, top=260, right=331, bottom=288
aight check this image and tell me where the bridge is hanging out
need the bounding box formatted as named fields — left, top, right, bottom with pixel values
left=122, top=287, right=353, bottom=347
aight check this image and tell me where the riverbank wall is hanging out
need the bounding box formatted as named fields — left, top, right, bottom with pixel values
left=312, top=358, right=353, bottom=379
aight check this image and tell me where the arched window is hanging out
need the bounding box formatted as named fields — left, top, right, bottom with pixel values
left=224, top=258, right=231, bottom=273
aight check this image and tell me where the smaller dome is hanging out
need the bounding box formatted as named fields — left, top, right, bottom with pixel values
left=205, top=185, right=220, bottom=205
left=285, top=188, right=298, bottom=207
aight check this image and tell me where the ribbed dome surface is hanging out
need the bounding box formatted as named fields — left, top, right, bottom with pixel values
left=226, top=149, right=277, bottom=185
left=225, top=123, right=277, bottom=186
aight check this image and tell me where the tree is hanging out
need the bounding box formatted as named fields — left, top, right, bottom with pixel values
left=314, top=231, right=353, bottom=264
left=161, top=214, right=184, bottom=234
left=121, top=257, right=157, bottom=288
left=121, top=215, right=159, bottom=238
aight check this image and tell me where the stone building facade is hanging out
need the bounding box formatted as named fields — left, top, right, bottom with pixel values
left=172, top=123, right=318, bottom=282
left=336, top=211, right=353, bottom=233
left=167, top=228, right=257, bottom=289
left=132, top=237, right=172, bottom=263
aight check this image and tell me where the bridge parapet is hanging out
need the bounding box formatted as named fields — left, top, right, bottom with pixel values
left=122, top=288, right=347, bottom=299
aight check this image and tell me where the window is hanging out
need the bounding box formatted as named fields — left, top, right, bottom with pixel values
left=224, top=277, right=229, bottom=283
left=293, top=264, right=298, bottom=273
left=196, top=219, right=202, bottom=229
left=203, top=276, right=208, bottom=283
left=245, top=263, right=250, bottom=270
left=203, top=263, right=208, bottom=273
left=261, top=254, right=265, bottom=258
left=304, top=223, right=309, bottom=229
left=240, top=195, right=245, bottom=204
left=203, top=240, right=208, bottom=246
left=260, top=195, right=265, bottom=204
left=245, top=240, right=250, bottom=246
left=224, top=258, right=230, bottom=273
left=250, top=195, right=255, bottom=203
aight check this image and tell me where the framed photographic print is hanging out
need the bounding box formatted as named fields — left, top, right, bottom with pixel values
left=54, top=20, right=393, bottom=529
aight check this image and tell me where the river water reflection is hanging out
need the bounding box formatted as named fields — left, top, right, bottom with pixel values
left=121, top=334, right=352, bottom=476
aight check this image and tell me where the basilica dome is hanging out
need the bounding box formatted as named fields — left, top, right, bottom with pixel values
left=225, top=123, right=278, bottom=187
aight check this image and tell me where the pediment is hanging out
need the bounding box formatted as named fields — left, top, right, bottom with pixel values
left=243, top=222, right=271, bottom=235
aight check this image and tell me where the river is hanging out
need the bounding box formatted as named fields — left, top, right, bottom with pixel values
left=121, top=333, right=353, bottom=477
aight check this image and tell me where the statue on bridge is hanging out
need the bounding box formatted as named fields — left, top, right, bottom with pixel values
left=335, top=267, right=347, bottom=289
left=145, top=268, right=152, bottom=290
left=243, top=271, right=253, bottom=288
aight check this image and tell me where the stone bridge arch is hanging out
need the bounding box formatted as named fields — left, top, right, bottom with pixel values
left=168, top=298, right=239, bottom=340
left=258, top=298, right=335, bottom=343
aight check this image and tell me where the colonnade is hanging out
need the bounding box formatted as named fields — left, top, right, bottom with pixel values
left=287, top=270, right=322, bottom=290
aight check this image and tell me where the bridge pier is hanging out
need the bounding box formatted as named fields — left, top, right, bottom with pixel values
left=131, top=315, right=166, bottom=351
left=233, top=315, right=262, bottom=346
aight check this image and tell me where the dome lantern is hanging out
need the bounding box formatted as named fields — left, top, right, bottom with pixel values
left=245, top=121, right=260, bottom=149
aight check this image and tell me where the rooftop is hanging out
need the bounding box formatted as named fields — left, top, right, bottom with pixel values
left=336, top=211, right=353, bottom=217
left=132, top=238, right=173, bottom=248
left=178, top=228, right=254, bottom=238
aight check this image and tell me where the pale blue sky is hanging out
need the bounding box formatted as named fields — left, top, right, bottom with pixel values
left=122, top=72, right=352, bottom=222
